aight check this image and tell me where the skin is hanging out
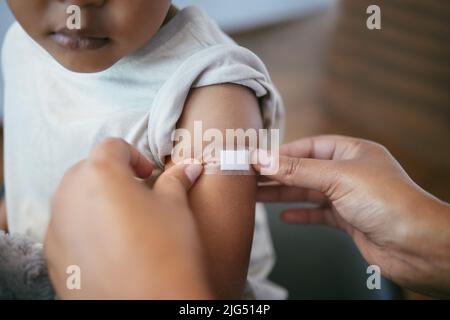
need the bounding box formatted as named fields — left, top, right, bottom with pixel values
left=6, top=1, right=450, bottom=298
left=254, top=135, right=450, bottom=298
left=46, top=136, right=450, bottom=299
left=0, top=200, right=6, bottom=232
left=167, top=84, right=263, bottom=299
left=3, top=0, right=174, bottom=224
left=7, top=0, right=260, bottom=298
left=45, top=138, right=212, bottom=299
left=7, top=0, right=174, bottom=73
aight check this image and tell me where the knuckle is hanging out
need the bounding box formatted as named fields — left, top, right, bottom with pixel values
left=90, top=162, right=113, bottom=181
left=92, top=138, right=126, bottom=159
left=64, top=160, right=85, bottom=178
left=372, top=141, right=390, bottom=154
left=99, top=137, right=126, bottom=150
left=158, top=174, right=183, bottom=190
left=355, top=138, right=379, bottom=151
left=82, top=159, right=114, bottom=184
left=319, top=164, right=344, bottom=198
left=163, top=174, right=179, bottom=185
left=349, top=139, right=367, bottom=151
left=344, top=138, right=378, bottom=157
left=89, top=156, right=109, bottom=170
left=361, top=140, right=390, bottom=157
left=282, top=157, right=302, bottom=186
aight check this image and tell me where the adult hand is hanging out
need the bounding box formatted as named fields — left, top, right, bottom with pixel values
left=45, top=138, right=210, bottom=299
left=254, top=135, right=450, bottom=298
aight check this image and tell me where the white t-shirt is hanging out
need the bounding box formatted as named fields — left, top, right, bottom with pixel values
left=2, top=6, right=286, bottom=299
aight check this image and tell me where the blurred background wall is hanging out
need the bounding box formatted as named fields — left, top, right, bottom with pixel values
left=174, top=0, right=332, bottom=33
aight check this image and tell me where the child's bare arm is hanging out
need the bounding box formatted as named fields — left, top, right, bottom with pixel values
left=166, top=84, right=262, bottom=299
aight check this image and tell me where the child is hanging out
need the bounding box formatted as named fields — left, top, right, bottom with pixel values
left=2, top=1, right=285, bottom=299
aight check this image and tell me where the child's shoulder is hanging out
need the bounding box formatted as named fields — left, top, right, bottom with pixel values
left=153, top=6, right=237, bottom=60
left=156, top=7, right=266, bottom=85
left=172, top=6, right=235, bottom=48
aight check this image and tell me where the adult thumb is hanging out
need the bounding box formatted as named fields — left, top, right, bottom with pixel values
left=253, top=151, right=338, bottom=193
left=154, top=162, right=203, bottom=201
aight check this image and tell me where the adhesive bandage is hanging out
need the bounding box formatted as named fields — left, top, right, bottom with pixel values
left=204, top=149, right=255, bottom=175
left=220, top=150, right=250, bottom=171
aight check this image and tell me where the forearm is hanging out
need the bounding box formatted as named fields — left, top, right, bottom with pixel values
left=391, top=186, right=450, bottom=297
left=410, top=197, right=450, bottom=297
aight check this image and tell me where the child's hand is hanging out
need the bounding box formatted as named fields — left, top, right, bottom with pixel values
left=45, top=138, right=210, bottom=299
left=254, top=135, right=450, bottom=298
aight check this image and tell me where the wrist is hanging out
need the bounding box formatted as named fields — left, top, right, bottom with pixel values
left=392, top=186, right=450, bottom=297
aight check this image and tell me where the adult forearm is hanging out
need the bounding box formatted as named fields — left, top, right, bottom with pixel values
left=389, top=187, right=450, bottom=298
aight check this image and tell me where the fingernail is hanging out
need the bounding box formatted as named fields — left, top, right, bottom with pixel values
left=185, top=164, right=203, bottom=183
left=251, top=150, right=260, bottom=170
left=252, top=149, right=272, bottom=168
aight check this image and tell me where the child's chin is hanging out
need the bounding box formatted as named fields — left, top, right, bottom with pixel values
left=53, top=53, right=117, bottom=74
left=60, top=60, right=115, bottom=74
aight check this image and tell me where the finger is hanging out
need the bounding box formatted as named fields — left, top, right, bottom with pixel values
left=281, top=208, right=353, bottom=235
left=257, top=174, right=274, bottom=183
left=279, top=135, right=363, bottom=161
left=281, top=208, right=338, bottom=227
left=91, top=138, right=153, bottom=179
left=253, top=153, right=339, bottom=193
left=256, top=185, right=328, bottom=204
left=154, top=162, right=203, bottom=201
